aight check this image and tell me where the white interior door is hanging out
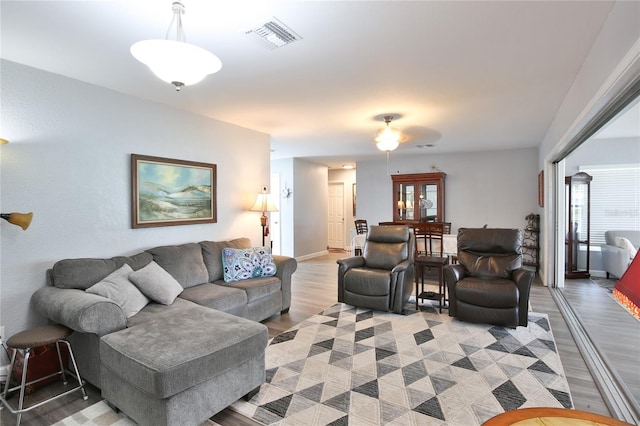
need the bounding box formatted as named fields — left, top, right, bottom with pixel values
left=328, top=183, right=345, bottom=249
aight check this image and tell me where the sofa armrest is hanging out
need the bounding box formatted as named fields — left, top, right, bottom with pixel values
left=32, top=286, right=127, bottom=337
left=601, top=245, right=631, bottom=279
left=273, top=255, right=298, bottom=312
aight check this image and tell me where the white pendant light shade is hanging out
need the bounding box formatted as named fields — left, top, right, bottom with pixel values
left=375, top=116, right=401, bottom=151
left=130, top=1, right=221, bottom=91
left=131, top=40, right=222, bottom=88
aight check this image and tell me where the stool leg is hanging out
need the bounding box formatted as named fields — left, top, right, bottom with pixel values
left=15, top=349, right=32, bottom=426
left=2, top=348, right=18, bottom=404
left=60, top=340, right=88, bottom=400
left=55, top=341, right=68, bottom=385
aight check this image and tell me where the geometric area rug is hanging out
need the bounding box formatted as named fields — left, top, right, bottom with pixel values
left=231, top=303, right=573, bottom=425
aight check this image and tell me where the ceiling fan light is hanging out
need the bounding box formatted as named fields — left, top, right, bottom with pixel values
left=376, top=138, right=400, bottom=151
left=131, top=39, right=222, bottom=87
left=374, top=116, right=401, bottom=151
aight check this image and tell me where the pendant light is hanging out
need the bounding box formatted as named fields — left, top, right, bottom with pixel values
left=375, top=115, right=401, bottom=151
left=131, top=1, right=222, bottom=91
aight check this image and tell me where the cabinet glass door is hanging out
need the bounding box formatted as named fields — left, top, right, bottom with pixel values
left=419, top=183, right=438, bottom=222
left=398, top=183, right=414, bottom=220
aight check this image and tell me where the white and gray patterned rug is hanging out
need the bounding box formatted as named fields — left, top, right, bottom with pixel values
left=232, top=303, right=572, bottom=425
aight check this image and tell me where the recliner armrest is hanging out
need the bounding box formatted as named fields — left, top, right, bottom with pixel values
left=391, top=259, right=414, bottom=274
left=337, top=256, right=365, bottom=270
left=337, top=256, right=366, bottom=304
left=512, top=268, right=535, bottom=326
left=444, top=264, right=467, bottom=317
left=443, top=264, right=466, bottom=285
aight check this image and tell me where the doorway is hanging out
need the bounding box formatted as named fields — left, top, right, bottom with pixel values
left=328, top=182, right=345, bottom=249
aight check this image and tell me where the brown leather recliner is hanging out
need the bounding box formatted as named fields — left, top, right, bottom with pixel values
left=337, top=225, right=415, bottom=314
left=444, top=228, right=534, bottom=327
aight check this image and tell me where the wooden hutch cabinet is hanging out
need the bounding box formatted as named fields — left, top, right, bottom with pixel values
left=565, top=172, right=592, bottom=279
left=392, top=172, right=446, bottom=223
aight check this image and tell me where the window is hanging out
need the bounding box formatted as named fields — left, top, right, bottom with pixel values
left=579, top=164, right=640, bottom=245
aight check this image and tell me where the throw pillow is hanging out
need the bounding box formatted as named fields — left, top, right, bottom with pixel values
left=222, top=247, right=277, bottom=283
left=615, top=236, right=638, bottom=260
left=86, top=264, right=149, bottom=317
left=129, top=261, right=183, bottom=305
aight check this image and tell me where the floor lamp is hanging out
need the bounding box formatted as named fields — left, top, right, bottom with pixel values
left=250, top=190, right=278, bottom=247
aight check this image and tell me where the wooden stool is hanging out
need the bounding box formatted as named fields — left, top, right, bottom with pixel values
left=0, top=324, right=87, bottom=426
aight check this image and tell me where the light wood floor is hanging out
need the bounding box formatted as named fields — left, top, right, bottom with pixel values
left=3, top=252, right=632, bottom=425
left=561, top=278, right=640, bottom=404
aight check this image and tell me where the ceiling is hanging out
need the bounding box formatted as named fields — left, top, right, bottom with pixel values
left=0, top=0, right=627, bottom=168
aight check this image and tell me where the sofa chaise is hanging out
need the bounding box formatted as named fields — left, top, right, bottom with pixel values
left=31, top=238, right=297, bottom=426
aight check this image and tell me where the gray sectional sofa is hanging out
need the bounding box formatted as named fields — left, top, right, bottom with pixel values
left=31, top=238, right=297, bottom=426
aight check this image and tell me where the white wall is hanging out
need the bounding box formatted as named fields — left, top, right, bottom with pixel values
left=271, top=158, right=294, bottom=256
left=356, top=148, right=539, bottom=233
left=0, top=60, right=271, bottom=339
left=271, top=158, right=329, bottom=258
left=538, top=0, right=640, bottom=286
left=565, top=137, right=640, bottom=174
left=293, top=159, right=328, bottom=258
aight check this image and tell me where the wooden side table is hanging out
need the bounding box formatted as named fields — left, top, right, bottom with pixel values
left=415, top=255, right=449, bottom=313
left=483, top=407, right=633, bottom=425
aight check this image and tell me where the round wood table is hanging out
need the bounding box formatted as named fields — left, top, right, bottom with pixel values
left=483, top=408, right=633, bottom=426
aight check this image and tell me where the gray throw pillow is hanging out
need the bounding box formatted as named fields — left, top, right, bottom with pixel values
left=129, top=261, right=183, bottom=305
left=86, top=264, right=149, bottom=317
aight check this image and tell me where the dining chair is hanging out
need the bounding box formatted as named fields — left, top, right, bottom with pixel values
left=353, top=219, right=368, bottom=255
left=354, top=219, right=368, bottom=235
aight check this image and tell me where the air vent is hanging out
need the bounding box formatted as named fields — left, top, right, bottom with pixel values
left=245, top=18, right=302, bottom=50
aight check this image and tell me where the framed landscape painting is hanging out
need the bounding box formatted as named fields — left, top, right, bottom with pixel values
left=131, top=154, right=217, bottom=228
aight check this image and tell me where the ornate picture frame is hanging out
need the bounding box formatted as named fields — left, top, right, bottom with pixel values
left=538, top=170, right=544, bottom=208
left=131, top=154, right=217, bottom=228
left=353, top=183, right=357, bottom=216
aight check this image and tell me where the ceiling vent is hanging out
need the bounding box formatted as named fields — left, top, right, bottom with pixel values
left=245, top=18, right=302, bottom=50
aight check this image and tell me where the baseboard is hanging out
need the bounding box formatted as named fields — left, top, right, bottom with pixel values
left=295, top=250, right=329, bottom=262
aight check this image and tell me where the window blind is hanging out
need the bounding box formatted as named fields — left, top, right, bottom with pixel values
left=579, top=164, right=640, bottom=245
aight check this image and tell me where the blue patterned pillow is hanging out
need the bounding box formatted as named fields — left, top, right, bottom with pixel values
left=222, top=247, right=277, bottom=282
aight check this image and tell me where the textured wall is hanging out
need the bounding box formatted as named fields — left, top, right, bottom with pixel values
left=356, top=148, right=539, bottom=233
left=0, top=60, right=271, bottom=339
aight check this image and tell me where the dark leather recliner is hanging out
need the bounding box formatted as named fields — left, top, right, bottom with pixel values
left=444, top=228, right=534, bottom=327
left=337, top=225, right=415, bottom=314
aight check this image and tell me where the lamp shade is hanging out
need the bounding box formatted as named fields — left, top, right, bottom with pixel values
left=131, top=39, right=222, bottom=88
left=250, top=193, right=278, bottom=213
left=1, top=212, right=33, bottom=230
